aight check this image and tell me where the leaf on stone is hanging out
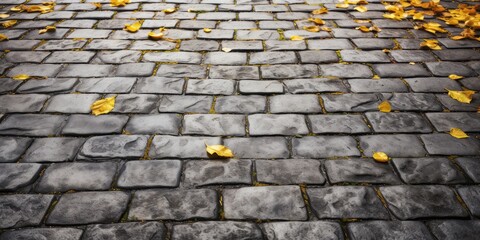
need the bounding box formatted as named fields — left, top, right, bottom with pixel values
left=447, top=89, right=475, bottom=103
left=222, top=47, right=232, bottom=52
left=312, top=7, right=328, bottom=14
left=420, top=39, right=441, bottom=50
left=1, top=20, right=17, bottom=28
left=321, top=26, right=332, bottom=32
left=148, top=30, right=165, bottom=40
left=448, top=74, right=463, bottom=80
left=0, top=34, right=7, bottom=42
left=0, top=14, right=10, bottom=19
left=378, top=100, right=391, bottom=112
left=12, top=74, right=30, bottom=81
left=416, top=22, right=448, bottom=34
left=10, top=6, right=23, bottom=12
left=91, top=96, right=116, bottom=116
left=162, top=8, right=177, bottom=14
left=372, top=75, right=381, bottom=80
left=110, top=0, right=130, bottom=7
left=336, top=3, right=350, bottom=9
left=205, top=143, right=234, bottom=158
left=21, top=5, right=54, bottom=13
left=354, top=6, right=368, bottom=12
left=413, top=12, right=424, bottom=20
left=308, top=18, right=325, bottom=25
left=124, top=21, right=142, bottom=33
left=451, top=28, right=476, bottom=41
left=290, top=35, right=305, bottom=41
left=373, top=152, right=389, bottom=162
left=39, top=26, right=56, bottom=34
left=450, top=128, right=469, bottom=139
left=203, top=28, right=212, bottom=33
left=304, top=25, right=320, bottom=32
left=356, top=25, right=381, bottom=32
left=91, top=2, right=102, bottom=9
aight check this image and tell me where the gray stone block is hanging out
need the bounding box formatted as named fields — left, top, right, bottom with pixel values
left=0, top=163, right=42, bottom=191
left=325, top=159, right=400, bottom=184
left=172, top=222, right=262, bottom=240
left=0, top=194, right=53, bottom=228
left=183, top=159, right=252, bottom=187
left=293, top=136, right=360, bottom=158
left=256, top=159, right=325, bottom=185
left=22, top=137, right=84, bottom=163
left=0, top=137, right=32, bottom=162
left=79, top=135, right=148, bottom=159
left=117, top=160, right=181, bottom=188
left=392, top=158, right=466, bottom=184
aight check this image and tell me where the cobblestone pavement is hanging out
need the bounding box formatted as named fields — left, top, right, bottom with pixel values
left=1, top=0, right=480, bottom=239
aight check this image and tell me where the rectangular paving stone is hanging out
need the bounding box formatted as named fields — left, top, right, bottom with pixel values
left=320, top=64, right=373, bottom=78
left=183, top=159, right=252, bottom=187
left=57, top=64, right=115, bottom=78
left=157, top=64, right=207, bottom=78
left=0, top=228, right=83, bottom=240
left=0, top=94, right=49, bottom=113
left=237, top=30, right=280, bottom=40
left=261, top=64, right=318, bottom=79
left=86, top=39, right=131, bottom=50
left=111, top=94, right=159, bottom=113
left=205, top=52, right=247, bottom=65
left=61, top=115, right=129, bottom=135
left=173, top=221, right=262, bottom=240
left=78, top=135, right=148, bottom=159
left=325, top=159, right=400, bottom=184
left=456, top=157, right=480, bottom=183
left=348, top=221, right=434, bottom=240
left=263, top=222, right=344, bottom=240
left=359, top=134, right=427, bottom=158
left=183, top=114, right=245, bottom=136
left=129, top=189, right=218, bottom=220
left=309, top=115, right=370, bottom=134
left=284, top=78, right=347, bottom=93
left=82, top=222, right=165, bottom=240
left=265, top=40, right=307, bottom=51
left=125, top=114, right=180, bottom=135
left=75, top=77, right=136, bottom=93
left=239, top=80, right=284, bottom=94
left=404, top=77, right=462, bottom=93
left=428, top=220, right=480, bottom=240
left=7, top=64, right=62, bottom=78
left=392, top=158, right=466, bottom=184
left=134, top=77, right=183, bottom=94
left=248, top=114, right=308, bottom=136
left=365, top=112, right=432, bottom=133
left=149, top=135, right=222, bottom=159
left=436, top=94, right=480, bottom=112
left=270, top=94, right=322, bottom=113
left=380, top=185, right=468, bottom=220
left=22, top=137, right=84, bottom=163
left=5, top=51, right=50, bottom=63
left=425, top=62, right=477, bottom=77
left=186, top=79, right=235, bottom=95
left=256, top=159, right=325, bottom=185
left=158, top=95, right=212, bottom=113
left=340, top=50, right=390, bottom=63
left=223, top=186, right=306, bottom=220
left=45, top=51, right=96, bottom=64
left=0, top=137, right=33, bottom=163
left=209, top=66, right=259, bottom=79
left=44, top=94, right=100, bottom=113
left=215, top=95, right=266, bottom=113
left=457, top=186, right=480, bottom=218
left=308, top=39, right=354, bottom=50
left=224, top=137, right=289, bottom=159
left=222, top=41, right=263, bottom=51
left=0, top=114, right=67, bottom=136
left=346, top=78, right=408, bottom=93
left=421, top=134, right=480, bottom=156
left=143, top=52, right=202, bottom=64
left=0, top=163, right=42, bottom=191
left=0, top=194, right=54, bottom=228
left=323, top=93, right=381, bottom=112
left=426, top=112, right=480, bottom=132
left=384, top=93, right=443, bottom=111
left=293, top=136, right=360, bottom=158
left=117, top=160, right=181, bottom=188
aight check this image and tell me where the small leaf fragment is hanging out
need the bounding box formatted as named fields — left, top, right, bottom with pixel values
left=222, top=47, right=232, bottom=52
left=12, top=74, right=30, bottom=81
left=312, top=7, right=328, bottom=15
left=308, top=18, right=325, bottom=25
left=373, top=152, right=389, bottom=162
left=372, top=75, right=381, bottom=80
left=290, top=35, right=304, bottom=41
left=91, top=2, right=102, bottom=9
left=303, top=25, right=320, bottom=32
left=420, top=39, right=441, bottom=50
left=110, top=0, right=130, bottom=7
left=450, top=128, right=469, bottom=139
left=148, top=28, right=165, bottom=40
left=354, top=6, right=368, bottom=12
left=39, top=25, right=56, bottom=34
left=0, top=14, right=10, bottom=19
left=205, top=144, right=234, bottom=158
left=203, top=28, right=212, bottom=33
left=124, top=21, right=142, bottom=33
left=91, top=96, right=116, bottom=116
left=413, top=12, right=424, bottom=20
left=0, top=34, right=7, bottom=42
left=336, top=3, right=350, bottom=9
left=162, top=8, right=177, bottom=14
left=448, top=74, right=463, bottom=80
left=447, top=89, right=475, bottom=103
left=1, top=20, right=17, bottom=28
left=378, top=101, right=391, bottom=112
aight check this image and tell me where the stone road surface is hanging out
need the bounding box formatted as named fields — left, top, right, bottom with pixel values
left=1, top=0, right=480, bottom=239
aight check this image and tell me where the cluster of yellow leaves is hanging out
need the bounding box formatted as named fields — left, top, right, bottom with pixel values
left=383, top=4, right=408, bottom=21
left=450, top=128, right=469, bottom=139
left=39, top=26, right=56, bottom=34
left=447, top=89, right=475, bottom=104
left=336, top=0, right=368, bottom=9
left=303, top=25, right=331, bottom=32
left=1, top=20, right=17, bottom=28
left=110, top=0, right=130, bottom=7
left=420, top=39, right=441, bottom=50
left=205, top=144, right=234, bottom=158
left=91, top=96, right=116, bottom=116
left=451, top=28, right=479, bottom=41
left=354, top=6, right=368, bottom=13
left=356, top=25, right=381, bottom=32
left=378, top=101, right=391, bottom=112
left=415, top=22, right=448, bottom=34
left=11, top=4, right=54, bottom=14
left=124, top=21, right=142, bottom=33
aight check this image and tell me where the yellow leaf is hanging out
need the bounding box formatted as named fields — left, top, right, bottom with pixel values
left=445, top=18, right=458, bottom=26
left=0, top=34, right=7, bottom=42
left=21, top=5, right=54, bottom=13
left=413, top=12, right=424, bottom=20
left=91, top=96, right=116, bottom=116
left=320, top=26, right=332, bottom=32
left=162, top=8, right=177, bottom=14
left=418, top=22, right=448, bottom=34
left=10, top=6, right=23, bottom=12
left=304, top=25, right=320, bottom=32
left=312, top=7, right=328, bottom=14
left=447, top=89, right=475, bottom=104
left=450, top=128, right=469, bottom=139
left=308, top=18, right=325, bottom=25
left=205, top=144, right=234, bottom=158
left=39, top=25, right=56, bottom=34
left=203, top=28, right=211, bottom=33
left=110, top=0, right=130, bottom=7
left=372, top=75, right=380, bottom=80
left=336, top=3, right=350, bottom=9
left=222, top=47, right=232, bottom=52
left=356, top=26, right=371, bottom=32
left=378, top=101, right=391, bottom=112
left=451, top=28, right=476, bottom=41
left=448, top=74, right=463, bottom=80
left=373, top=152, right=389, bottom=162
left=354, top=19, right=371, bottom=24
left=1, top=20, right=17, bottom=28
left=0, top=14, right=10, bottom=19
left=290, top=35, right=304, bottom=41
left=124, top=21, right=142, bottom=33
left=148, top=30, right=165, bottom=40
left=420, top=39, right=441, bottom=50
left=12, top=74, right=30, bottom=81
left=91, top=2, right=102, bottom=9
left=354, top=6, right=368, bottom=12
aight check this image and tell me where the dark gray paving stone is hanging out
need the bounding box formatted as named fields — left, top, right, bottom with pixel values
left=428, top=220, right=480, bottom=240
left=347, top=78, right=408, bottom=93
left=298, top=50, right=339, bottom=63
left=392, top=158, right=466, bottom=184
left=186, top=79, right=235, bottom=95
left=0, top=94, right=49, bottom=113
left=352, top=38, right=395, bottom=50
left=125, top=114, right=180, bottom=135
left=284, top=78, right=348, bottom=93
left=78, top=135, right=148, bottom=159
left=270, top=94, right=322, bottom=113
left=129, top=189, right=218, bottom=220
left=62, top=115, right=128, bottom=135
left=320, top=64, right=373, bottom=78
left=308, top=186, right=389, bottom=219
left=183, top=114, right=245, bottom=136
left=309, top=115, right=370, bottom=134
left=0, top=163, right=42, bottom=191
left=111, top=94, right=159, bottom=114
left=461, top=77, right=480, bottom=90
left=372, top=64, right=431, bottom=78
left=325, top=159, right=400, bottom=184
left=0, top=194, right=53, bottom=228
left=256, top=159, right=325, bottom=185
left=264, top=40, right=306, bottom=51
left=0, top=228, right=83, bottom=240
left=359, top=134, right=426, bottom=158
left=149, top=136, right=221, bottom=159
left=263, top=221, right=344, bottom=240
left=261, top=64, right=318, bottom=79
left=389, top=50, right=437, bottom=62
left=457, top=186, right=480, bottom=217
left=436, top=94, right=480, bottom=112
left=293, top=136, right=360, bottom=158
left=134, top=77, right=184, bottom=94
left=45, top=51, right=95, bottom=63
left=181, top=20, right=217, bottom=29
left=57, top=64, right=115, bottom=78
left=426, top=62, right=477, bottom=77
left=94, top=50, right=141, bottom=64
left=248, top=114, right=308, bottom=136
left=322, top=93, right=382, bottom=112
left=75, top=77, right=136, bottom=93
left=456, top=157, right=480, bottom=183
left=333, top=28, right=374, bottom=38
left=0, top=78, right=22, bottom=94
left=421, top=134, right=480, bottom=156
left=239, top=80, right=284, bottom=94
left=0, top=137, right=32, bottom=163
left=380, top=185, right=468, bottom=220
left=118, top=160, right=181, bottom=188
left=37, top=162, right=117, bottom=192
left=67, top=29, right=111, bottom=39
left=180, top=40, right=219, bottom=51
left=116, top=63, right=156, bottom=77
left=383, top=93, right=443, bottom=111
left=223, top=137, right=289, bottom=159
left=17, top=78, right=79, bottom=93
left=365, top=112, right=432, bottom=133
left=404, top=77, right=462, bottom=93
left=7, top=64, right=62, bottom=78
left=348, top=221, right=434, bottom=240
left=426, top=112, right=480, bottom=132
left=250, top=51, right=297, bottom=64
left=340, top=50, right=390, bottom=63
left=0, top=114, right=67, bottom=136
left=47, top=191, right=130, bottom=225
left=183, top=159, right=252, bottom=187
left=24, top=28, right=70, bottom=40
left=223, top=186, right=306, bottom=220
left=172, top=221, right=262, bottom=240
left=437, top=38, right=480, bottom=48
left=57, top=19, right=97, bottom=29
left=237, top=30, right=280, bottom=40
left=158, top=95, right=212, bottom=113
left=157, top=64, right=207, bottom=78
left=215, top=95, right=266, bottom=113
left=283, top=30, right=330, bottom=40
left=22, top=137, right=84, bottom=163
left=44, top=94, right=99, bottom=113
left=83, top=222, right=165, bottom=240
left=209, top=66, right=259, bottom=79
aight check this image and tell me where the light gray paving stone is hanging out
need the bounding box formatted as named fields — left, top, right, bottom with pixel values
left=5, top=51, right=50, bottom=63
left=183, top=159, right=252, bottom=187
left=390, top=50, right=437, bottom=63
left=372, top=64, right=431, bottom=78
left=45, top=51, right=95, bottom=63
left=404, top=77, right=462, bottom=93
left=180, top=20, right=216, bottom=29
left=17, top=78, right=79, bottom=93
left=365, top=112, right=432, bottom=133
left=426, top=112, right=480, bottom=132
left=0, top=78, right=22, bottom=94
left=0, top=163, right=42, bottom=191
left=428, top=220, right=480, bottom=240
left=308, top=186, right=389, bottom=219
left=380, top=185, right=468, bottom=219
left=222, top=41, right=263, bottom=51
left=111, top=94, right=159, bottom=114
left=0, top=114, right=67, bottom=136
left=118, top=160, right=181, bottom=188
left=83, top=222, right=166, bottom=240
left=149, top=136, right=222, bottom=159
left=0, top=194, right=53, bottom=228
left=248, top=114, right=308, bottom=136
left=78, top=135, right=148, bottom=159
left=0, top=40, right=42, bottom=51
left=325, top=159, right=400, bottom=184
left=62, top=115, right=128, bottom=135
left=86, top=40, right=131, bottom=50
left=223, top=186, right=306, bottom=220
left=309, top=114, right=370, bottom=134
left=383, top=93, right=443, bottom=111
left=157, top=64, right=207, bottom=78
left=143, top=52, right=202, bottom=64
left=284, top=78, right=348, bottom=93
left=261, top=64, right=318, bottom=79
left=215, top=95, right=266, bottom=113
left=456, top=157, right=480, bottom=183
left=421, top=134, right=480, bottom=156
left=223, top=137, right=289, bottom=159
left=239, top=80, right=284, bottom=94
left=347, top=78, right=408, bottom=93
left=359, top=134, right=427, bottom=158
left=456, top=186, right=480, bottom=217
left=0, top=228, right=83, bottom=240
left=270, top=94, right=322, bottom=113
left=197, top=29, right=234, bottom=39
left=308, top=39, right=354, bottom=50
left=158, top=95, right=212, bottom=113
left=37, top=162, right=117, bottom=192
left=94, top=50, right=141, bottom=64
left=115, top=63, right=156, bottom=77
left=319, top=64, right=373, bottom=78
left=209, top=66, right=259, bottom=80
left=256, top=159, right=325, bottom=185
left=340, top=50, right=390, bottom=63
left=283, top=30, right=330, bottom=39
left=425, top=62, right=477, bottom=77
left=57, top=64, right=115, bottom=78
left=298, top=50, right=339, bottom=63
left=293, top=136, right=360, bottom=158
left=0, top=137, right=33, bottom=163
left=263, top=221, right=344, bottom=240
left=75, top=77, right=136, bottom=93
left=0, top=94, right=49, bottom=113
left=264, top=40, right=307, bottom=51
left=250, top=52, right=297, bottom=65
left=180, top=40, right=219, bottom=51
left=22, top=137, right=84, bottom=163
left=37, top=40, right=88, bottom=51
left=134, top=77, right=184, bottom=94
left=44, top=94, right=99, bottom=113
left=24, top=28, right=70, bottom=40
left=237, top=30, right=279, bottom=40
left=125, top=114, right=180, bottom=135
left=7, top=64, right=62, bottom=78
left=348, top=221, right=434, bottom=240
left=129, top=189, right=218, bottom=220
left=172, top=221, right=262, bottom=240
left=47, top=191, right=130, bottom=225
left=183, top=114, right=245, bottom=136
left=186, top=79, right=236, bottom=95
left=392, top=158, right=466, bottom=184
left=205, top=52, right=247, bottom=65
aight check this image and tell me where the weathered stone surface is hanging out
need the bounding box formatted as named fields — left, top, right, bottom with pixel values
left=79, top=135, right=148, bottom=159
left=75, top=78, right=137, bottom=93
left=183, top=114, right=245, bottom=136
left=0, top=114, right=67, bottom=136
left=0, top=137, right=32, bottom=163
left=183, top=160, right=252, bottom=187
left=428, top=220, right=480, bottom=240
left=365, top=112, right=432, bottom=133
left=348, top=221, right=434, bottom=240
left=0, top=163, right=42, bottom=191
left=285, top=78, right=348, bottom=93
left=186, top=79, right=235, bottom=95
left=223, top=186, right=306, bottom=220
left=248, top=114, right=308, bottom=136
left=256, top=159, right=325, bottom=185
left=380, top=185, right=468, bottom=219
left=347, top=78, right=408, bottom=93
left=0, top=228, right=83, bottom=240
left=421, top=134, right=480, bottom=156
left=359, top=134, right=427, bottom=158
left=172, top=222, right=262, bottom=240
left=111, top=94, right=159, bottom=113
left=308, top=186, right=389, bottom=219
left=129, top=189, right=218, bottom=220
left=325, top=159, right=400, bottom=184
left=293, top=136, right=360, bottom=158
left=457, top=186, right=480, bottom=217
left=125, top=114, right=180, bottom=135
left=270, top=94, right=322, bottom=113
left=83, top=222, right=166, bottom=240
left=158, top=95, right=212, bottom=113
left=0, top=194, right=53, bottom=228
left=426, top=112, right=480, bottom=132
left=118, top=160, right=181, bottom=188
left=215, top=95, right=266, bottom=113
left=392, top=158, right=466, bottom=184
left=149, top=136, right=221, bottom=159
left=456, top=157, right=480, bottom=183
left=44, top=94, right=99, bottom=113
left=17, top=78, right=78, bottom=93
left=309, top=114, right=370, bottom=134
left=224, top=137, right=289, bottom=159
left=47, top=191, right=130, bottom=225
left=263, top=221, right=344, bottom=240
left=62, top=115, right=128, bottom=135
left=322, top=93, right=382, bottom=112
left=22, top=137, right=84, bottom=163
